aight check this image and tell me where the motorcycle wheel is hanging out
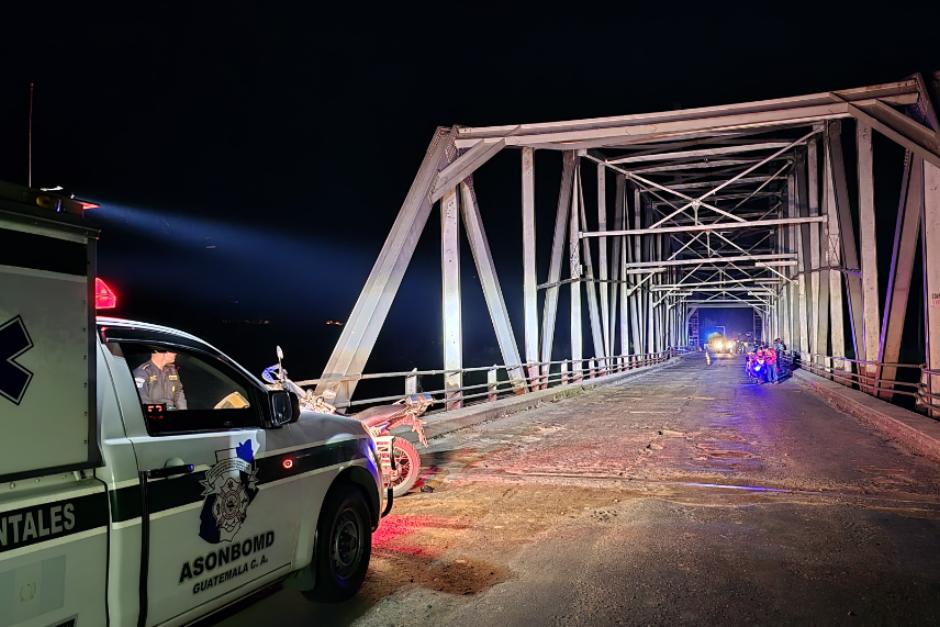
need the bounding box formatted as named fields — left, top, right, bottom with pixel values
left=387, top=439, right=421, bottom=497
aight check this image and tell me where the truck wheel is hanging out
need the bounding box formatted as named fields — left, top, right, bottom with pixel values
left=306, top=486, right=372, bottom=602
left=388, top=439, right=421, bottom=498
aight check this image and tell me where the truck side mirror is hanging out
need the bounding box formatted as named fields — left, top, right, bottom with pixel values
left=267, top=390, right=299, bottom=428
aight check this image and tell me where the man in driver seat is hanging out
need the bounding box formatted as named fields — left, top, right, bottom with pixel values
left=133, top=350, right=188, bottom=410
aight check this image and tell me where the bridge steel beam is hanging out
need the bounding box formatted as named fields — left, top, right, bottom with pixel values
left=431, top=139, right=505, bottom=202
left=441, top=186, right=462, bottom=409
left=459, top=181, right=525, bottom=388
left=597, top=163, right=610, bottom=363
left=624, top=253, right=795, bottom=269
left=630, top=187, right=644, bottom=355
left=521, top=148, right=539, bottom=386
left=612, top=174, right=626, bottom=359
left=626, top=156, right=791, bottom=176
left=641, top=175, right=783, bottom=192
left=540, top=152, right=576, bottom=384
left=856, top=124, right=881, bottom=389
left=581, top=215, right=825, bottom=238
left=315, top=127, right=456, bottom=406
left=569, top=163, right=583, bottom=380
left=878, top=154, right=922, bottom=400
left=805, top=139, right=822, bottom=358
left=577, top=168, right=608, bottom=367
left=455, top=79, right=920, bottom=149
left=322, top=73, right=940, bottom=414
left=925, top=161, right=940, bottom=418
left=827, top=121, right=864, bottom=366
left=821, top=131, right=846, bottom=366
left=789, top=169, right=809, bottom=356
left=606, top=141, right=791, bottom=165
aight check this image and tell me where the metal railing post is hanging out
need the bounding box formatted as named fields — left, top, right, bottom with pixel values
left=488, top=365, right=498, bottom=401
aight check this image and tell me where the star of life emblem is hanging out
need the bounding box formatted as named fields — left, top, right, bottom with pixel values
left=198, top=440, right=259, bottom=544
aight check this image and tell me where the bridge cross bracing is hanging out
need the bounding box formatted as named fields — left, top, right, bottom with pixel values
left=314, top=73, right=940, bottom=419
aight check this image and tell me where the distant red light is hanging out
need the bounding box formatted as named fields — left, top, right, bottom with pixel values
left=95, top=278, right=118, bottom=310
left=282, top=458, right=294, bottom=470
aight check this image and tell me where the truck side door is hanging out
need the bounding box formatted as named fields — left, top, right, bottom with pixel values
left=106, top=339, right=299, bottom=626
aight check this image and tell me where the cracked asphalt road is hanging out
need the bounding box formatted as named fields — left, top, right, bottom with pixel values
left=210, top=354, right=940, bottom=626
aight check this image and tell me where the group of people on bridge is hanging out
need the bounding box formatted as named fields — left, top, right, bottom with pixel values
left=744, top=338, right=788, bottom=384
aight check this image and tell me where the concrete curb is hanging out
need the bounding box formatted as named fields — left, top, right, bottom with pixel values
left=793, top=368, right=940, bottom=464
left=420, top=357, right=682, bottom=441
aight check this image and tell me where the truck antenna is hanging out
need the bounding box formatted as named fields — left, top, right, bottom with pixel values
left=27, top=81, right=35, bottom=188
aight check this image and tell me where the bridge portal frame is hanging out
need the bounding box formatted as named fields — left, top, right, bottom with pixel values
left=315, top=73, right=940, bottom=418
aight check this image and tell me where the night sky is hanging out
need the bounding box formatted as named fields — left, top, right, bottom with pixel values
left=3, top=5, right=940, bottom=380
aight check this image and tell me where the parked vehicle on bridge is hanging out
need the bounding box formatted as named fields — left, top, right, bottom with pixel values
left=707, top=333, right=735, bottom=356
left=1, top=185, right=389, bottom=627
left=263, top=357, right=433, bottom=497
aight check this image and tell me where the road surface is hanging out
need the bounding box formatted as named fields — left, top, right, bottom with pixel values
left=208, top=354, right=940, bottom=626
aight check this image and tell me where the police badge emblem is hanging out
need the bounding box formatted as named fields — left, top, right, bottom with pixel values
left=199, top=440, right=259, bottom=543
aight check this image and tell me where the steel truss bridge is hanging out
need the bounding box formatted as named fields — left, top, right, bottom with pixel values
left=309, top=72, right=940, bottom=419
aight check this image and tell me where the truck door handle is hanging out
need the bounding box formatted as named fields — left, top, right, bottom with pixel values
left=145, top=463, right=194, bottom=480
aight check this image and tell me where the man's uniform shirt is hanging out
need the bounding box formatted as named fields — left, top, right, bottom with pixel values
left=133, top=360, right=188, bottom=409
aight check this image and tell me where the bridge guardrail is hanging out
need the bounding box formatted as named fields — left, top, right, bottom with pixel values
left=296, top=347, right=688, bottom=412
left=780, top=351, right=940, bottom=418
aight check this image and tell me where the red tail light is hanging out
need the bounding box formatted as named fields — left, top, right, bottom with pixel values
left=95, top=278, right=118, bottom=310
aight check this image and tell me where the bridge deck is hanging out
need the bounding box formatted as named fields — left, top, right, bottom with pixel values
left=214, top=354, right=940, bottom=626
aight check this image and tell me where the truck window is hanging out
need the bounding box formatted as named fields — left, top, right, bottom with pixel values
left=118, top=343, right=260, bottom=435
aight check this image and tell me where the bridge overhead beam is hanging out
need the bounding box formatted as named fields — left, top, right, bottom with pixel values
left=455, top=80, right=920, bottom=149
left=624, top=253, right=795, bottom=269
left=606, top=141, right=791, bottom=165
left=634, top=130, right=815, bottom=230
left=819, top=131, right=841, bottom=363
left=581, top=215, right=824, bottom=238
left=640, top=175, right=784, bottom=192
left=626, top=156, right=790, bottom=176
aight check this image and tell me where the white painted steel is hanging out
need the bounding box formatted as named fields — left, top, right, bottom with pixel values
left=316, top=127, right=455, bottom=405
left=857, top=124, right=881, bottom=381
left=460, top=181, right=525, bottom=386
left=597, top=163, right=610, bottom=358
left=581, top=216, right=824, bottom=238
left=441, top=187, right=463, bottom=409
left=540, top=152, right=576, bottom=373
left=521, top=148, right=540, bottom=385
left=879, top=155, right=922, bottom=399
left=569, top=166, right=583, bottom=379
left=924, top=161, right=940, bottom=417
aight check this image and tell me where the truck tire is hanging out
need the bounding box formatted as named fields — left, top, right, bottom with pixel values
left=306, top=485, right=372, bottom=602
left=389, top=438, right=421, bottom=498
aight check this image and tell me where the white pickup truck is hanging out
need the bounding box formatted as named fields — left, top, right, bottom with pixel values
left=0, top=184, right=389, bottom=627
